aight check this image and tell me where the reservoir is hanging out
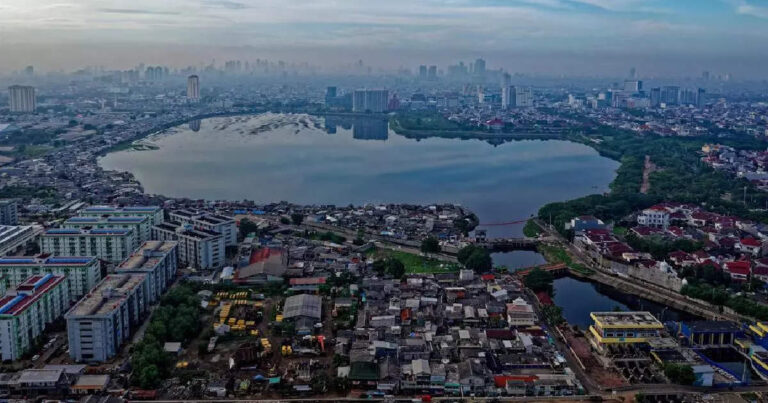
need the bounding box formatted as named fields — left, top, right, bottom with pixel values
left=100, top=113, right=618, bottom=244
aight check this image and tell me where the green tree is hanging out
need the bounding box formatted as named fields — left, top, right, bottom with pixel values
left=291, top=213, right=304, bottom=225
left=420, top=237, right=441, bottom=255
left=524, top=268, right=555, bottom=294
left=464, top=248, right=493, bottom=273
left=664, top=363, right=695, bottom=385
left=239, top=219, right=259, bottom=239
left=138, top=364, right=161, bottom=389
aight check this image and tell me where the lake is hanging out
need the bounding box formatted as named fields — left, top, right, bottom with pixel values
left=100, top=113, right=618, bottom=242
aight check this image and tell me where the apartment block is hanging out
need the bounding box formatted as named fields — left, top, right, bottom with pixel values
left=0, top=274, right=69, bottom=361
left=78, top=206, right=164, bottom=227
left=0, top=256, right=100, bottom=301
left=65, top=274, right=149, bottom=363
left=169, top=210, right=237, bottom=246
left=40, top=228, right=135, bottom=263
left=152, top=222, right=224, bottom=270
left=115, top=241, right=178, bottom=303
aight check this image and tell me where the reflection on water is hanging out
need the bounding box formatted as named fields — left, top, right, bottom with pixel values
left=325, top=115, right=388, bottom=140
left=492, top=251, right=546, bottom=270
left=553, top=276, right=699, bottom=328
left=99, top=113, right=618, bottom=238
left=189, top=120, right=201, bottom=132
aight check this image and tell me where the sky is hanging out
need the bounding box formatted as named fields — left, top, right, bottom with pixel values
left=1, top=0, right=768, bottom=77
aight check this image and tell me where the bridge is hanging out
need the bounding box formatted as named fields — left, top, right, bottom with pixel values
left=476, top=237, right=541, bottom=252
left=476, top=218, right=531, bottom=227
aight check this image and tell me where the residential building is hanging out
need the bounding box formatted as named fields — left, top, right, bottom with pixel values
left=0, top=225, right=41, bottom=256
left=152, top=222, right=224, bottom=269
left=65, top=273, right=149, bottom=362
left=588, top=311, right=663, bottom=353
left=78, top=206, right=164, bottom=226
left=506, top=297, right=536, bottom=327
left=63, top=215, right=151, bottom=247
left=512, top=86, right=533, bottom=108
left=115, top=241, right=178, bottom=303
left=352, top=89, right=389, bottom=113
left=0, top=200, right=18, bottom=226
left=8, top=85, right=36, bottom=113
left=637, top=206, right=670, bottom=228
left=40, top=228, right=135, bottom=263
left=0, top=256, right=100, bottom=301
left=169, top=210, right=237, bottom=246
left=0, top=274, right=69, bottom=361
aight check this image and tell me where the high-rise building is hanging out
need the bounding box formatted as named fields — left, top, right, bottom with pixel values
left=623, top=80, right=642, bottom=93
left=8, top=86, right=36, bottom=113
left=151, top=222, right=224, bottom=270
left=661, top=86, right=680, bottom=106
left=79, top=206, right=164, bottom=226
left=474, top=58, right=486, bottom=75
left=63, top=215, right=151, bottom=249
left=649, top=87, right=661, bottom=107
left=629, top=67, right=637, bottom=79
left=512, top=86, right=533, bottom=108
left=697, top=88, right=706, bottom=108
left=419, top=65, right=427, bottom=80
left=66, top=273, right=149, bottom=363
left=428, top=65, right=437, bottom=80
left=325, top=86, right=337, bottom=105
left=40, top=228, right=136, bottom=264
left=187, top=75, right=200, bottom=101
left=169, top=210, right=237, bottom=246
left=352, top=89, right=389, bottom=113
left=501, top=73, right=512, bottom=109
left=0, top=200, right=18, bottom=226
left=115, top=241, right=178, bottom=304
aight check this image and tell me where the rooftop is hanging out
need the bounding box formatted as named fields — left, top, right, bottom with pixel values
left=0, top=274, right=66, bottom=317
left=44, top=228, right=132, bottom=236
left=0, top=256, right=96, bottom=266
left=66, top=274, right=147, bottom=317
left=283, top=293, right=322, bottom=320
left=591, top=311, right=663, bottom=329
left=117, top=241, right=177, bottom=271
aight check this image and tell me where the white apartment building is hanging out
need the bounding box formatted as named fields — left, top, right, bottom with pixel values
left=169, top=210, right=237, bottom=246
left=40, top=228, right=135, bottom=263
left=63, top=215, right=151, bottom=247
left=637, top=207, right=670, bottom=228
left=65, top=274, right=149, bottom=363
left=0, top=256, right=100, bottom=301
left=78, top=206, right=164, bottom=226
left=152, top=222, right=224, bottom=270
left=115, top=241, right=178, bottom=304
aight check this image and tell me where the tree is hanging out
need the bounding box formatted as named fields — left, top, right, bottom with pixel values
left=541, top=305, right=564, bottom=325
left=239, top=219, right=259, bottom=239
left=464, top=248, right=493, bottom=273
left=524, top=268, right=555, bottom=294
left=664, top=363, right=695, bottom=385
left=420, top=237, right=440, bottom=255
left=372, top=257, right=405, bottom=279
left=457, top=245, right=481, bottom=265
left=137, top=364, right=161, bottom=389
left=291, top=213, right=304, bottom=225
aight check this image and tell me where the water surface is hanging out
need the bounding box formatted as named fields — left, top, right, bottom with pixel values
left=100, top=113, right=619, bottom=237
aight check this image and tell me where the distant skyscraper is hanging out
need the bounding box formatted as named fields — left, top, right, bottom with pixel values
left=23, top=66, right=33, bottom=76
left=629, top=67, right=636, bottom=79
left=474, top=58, right=486, bottom=82
left=661, top=86, right=680, bottom=106
left=501, top=73, right=512, bottom=109
left=649, top=88, right=661, bottom=107
left=697, top=88, right=706, bottom=108
left=419, top=65, right=427, bottom=80
left=187, top=75, right=200, bottom=101
left=352, top=89, right=389, bottom=113
left=702, top=71, right=710, bottom=81
left=428, top=65, right=437, bottom=80
left=512, top=86, right=533, bottom=108
left=8, top=85, right=36, bottom=113
left=623, top=80, right=642, bottom=93
left=325, top=86, right=337, bottom=105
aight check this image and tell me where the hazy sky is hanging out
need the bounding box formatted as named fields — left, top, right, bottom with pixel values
left=1, top=0, right=768, bottom=77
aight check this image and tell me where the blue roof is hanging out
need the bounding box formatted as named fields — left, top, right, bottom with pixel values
left=107, top=217, right=144, bottom=222
left=45, top=257, right=95, bottom=265
left=123, top=206, right=159, bottom=211
left=0, top=258, right=37, bottom=264
left=90, top=228, right=130, bottom=235
left=46, top=229, right=81, bottom=234
left=66, top=217, right=97, bottom=222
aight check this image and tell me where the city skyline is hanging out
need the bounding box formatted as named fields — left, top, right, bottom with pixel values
left=1, top=0, right=768, bottom=77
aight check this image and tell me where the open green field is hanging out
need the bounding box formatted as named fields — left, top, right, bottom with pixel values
left=367, top=248, right=460, bottom=274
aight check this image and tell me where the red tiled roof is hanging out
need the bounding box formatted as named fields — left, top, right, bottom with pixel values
left=741, top=238, right=762, bottom=247
left=725, top=260, right=751, bottom=275
left=289, top=277, right=327, bottom=285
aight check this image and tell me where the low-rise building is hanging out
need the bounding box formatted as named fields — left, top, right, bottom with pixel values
left=169, top=210, right=237, bottom=246
left=65, top=273, right=149, bottom=363
left=79, top=205, right=164, bottom=226
left=152, top=222, right=224, bottom=270
left=40, top=228, right=135, bottom=263
left=115, top=241, right=178, bottom=303
left=588, top=311, right=664, bottom=353
left=0, top=256, right=100, bottom=301
left=637, top=206, right=670, bottom=228
left=0, top=274, right=69, bottom=361
left=506, top=297, right=536, bottom=327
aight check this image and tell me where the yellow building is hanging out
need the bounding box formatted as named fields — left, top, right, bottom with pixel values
left=588, top=311, right=663, bottom=353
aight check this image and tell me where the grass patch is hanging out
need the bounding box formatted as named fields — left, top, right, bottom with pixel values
left=523, top=220, right=542, bottom=238
left=613, top=226, right=628, bottom=236
left=538, top=244, right=594, bottom=276
left=368, top=248, right=460, bottom=274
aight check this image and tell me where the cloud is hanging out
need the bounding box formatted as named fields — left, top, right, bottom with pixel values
left=736, top=3, right=768, bottom=18
left=202, top=0, right=248, bottom=10
left=97, top=8, right=181, bottom=15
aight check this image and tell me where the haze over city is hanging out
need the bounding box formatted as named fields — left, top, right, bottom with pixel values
left=2, top=0, right=768, bottom=77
